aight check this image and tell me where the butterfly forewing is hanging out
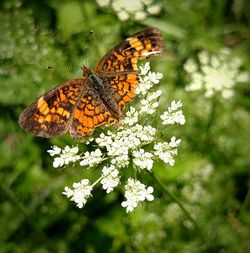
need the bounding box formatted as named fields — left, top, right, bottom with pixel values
left=95, top=27, right=164, bottom=74
left=18, top=78, right=86, bottom=137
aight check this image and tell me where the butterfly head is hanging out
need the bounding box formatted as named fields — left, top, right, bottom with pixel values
left=81, top=65, right=92, bottom=77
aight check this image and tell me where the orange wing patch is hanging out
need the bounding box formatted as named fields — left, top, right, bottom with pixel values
left=96, top=27, right=163, bottom=73
left=100, top=73, right=139, bottom=111
left=69, top=89, right=118, bottom=139
left=18, top=79, right=85, bottom=138
left=35, top=97, right=70, bottom=125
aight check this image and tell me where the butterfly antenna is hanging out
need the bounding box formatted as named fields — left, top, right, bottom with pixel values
left=84, top=30, right=94, bottom=68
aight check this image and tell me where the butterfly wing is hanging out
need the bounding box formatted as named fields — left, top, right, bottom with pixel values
left=96, top=27, right=163, bottom=114
left=95, top=27, right=164, bottom=74
left=100, top=73, right=139, bottom=111
left=18, top=78, right=86, bottom=138
left=69, top=83, right=118, bottom=139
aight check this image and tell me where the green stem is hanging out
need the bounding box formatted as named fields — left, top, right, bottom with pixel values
left=206, top=97, right=217, bottom=132
left=150, top=171, right=200, bottom=230
left=92, top=175, right=104, bottom=187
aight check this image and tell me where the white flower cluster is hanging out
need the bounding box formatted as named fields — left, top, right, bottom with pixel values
left=101, top=165, right=120, bottom=193
left=132, top=149, right=153, bottom=171
left=121, top=178, right=154, bottom=213
left=96, top=0, right=161, bottom=21
left=154, top=137, right=181, bottom=166
left=160, top=100, right=185, bottom=125
left=137, top=62, right=163, bottom=95
left=47, top=145, right=103, bottom=168
left=184, top=48, right=249, bottom=99
left=47, top=145, right=81, bottom=168
left=62, top=179, right=92, bottom=208
left=96, top=124, right=157, bottom=168
left=139, top=90, right=162, bottom=115
left=48, top=62, right=185, bottom=212
left=79, top=149, right=103, bottom=167
left=121, top=106, right=138, bottom=126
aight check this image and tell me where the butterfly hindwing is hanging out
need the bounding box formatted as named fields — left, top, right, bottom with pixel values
left=100, top=72, right=139, bottom=110
left=69, top=82, right=118, bottom=139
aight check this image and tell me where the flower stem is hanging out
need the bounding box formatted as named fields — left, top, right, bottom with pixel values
left=92, top=175, right=104, bottom=187
left=150, top=171, right=200, bottom=230
left=206, top=96, right=217, bottom=132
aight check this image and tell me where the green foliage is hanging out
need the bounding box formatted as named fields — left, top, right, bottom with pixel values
left=0, top=0, right=249, bottom=252
left=0, top=8, right=68, bottom=105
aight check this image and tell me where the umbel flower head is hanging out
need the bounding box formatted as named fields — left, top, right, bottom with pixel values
left=184, top=48, right=249, bottom=99
left=48, top=62, right=185, bottom=213
left=96, top=0, right=161, bottom=21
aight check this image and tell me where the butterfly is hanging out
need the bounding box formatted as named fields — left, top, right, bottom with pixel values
left=18, top=27, right=164, bottom=139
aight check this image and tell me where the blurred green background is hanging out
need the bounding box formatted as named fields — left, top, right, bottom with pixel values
left=0, top=0, right=249, bottom=252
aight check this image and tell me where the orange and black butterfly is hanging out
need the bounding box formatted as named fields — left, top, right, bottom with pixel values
left=18, top=27, right=164, bottom=139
